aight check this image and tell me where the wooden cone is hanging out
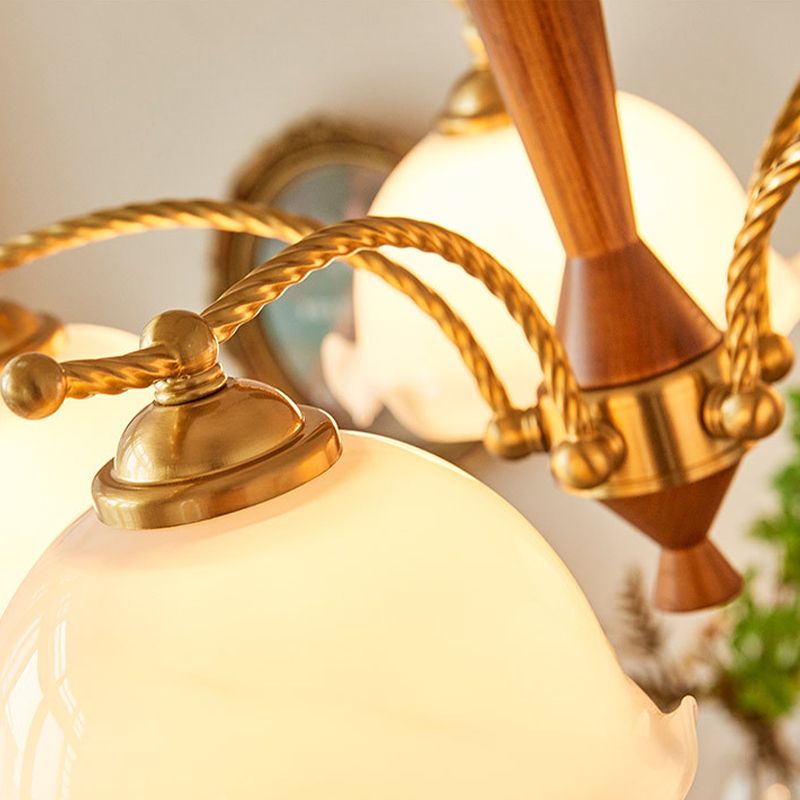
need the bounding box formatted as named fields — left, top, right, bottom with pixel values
left=604, top=465, right=741, bottom=611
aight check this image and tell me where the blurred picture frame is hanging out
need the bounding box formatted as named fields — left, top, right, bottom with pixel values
left=214, top=117, right=410, bottom=422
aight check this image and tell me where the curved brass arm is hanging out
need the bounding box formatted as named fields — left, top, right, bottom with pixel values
left=0, top=203, right=625, bottom=484
left=725, top=137, right=800, bottom=393
left=745, top=78, right=800, bottom=378
left=0, top=200, right=525, bottom=448
left=703, top=136, right=800, bottom=442
left=204, top=216, right=594, bottom=440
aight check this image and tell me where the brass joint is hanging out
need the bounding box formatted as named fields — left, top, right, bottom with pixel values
left=541, top=345, right=747, bottom=499
left=483, top=406, right=548, bottom=459
left=140, top=310, right=227, bottom=405
left=549, top=424, right=626, bottom=492
left=703, top=380, right=784, bottom=442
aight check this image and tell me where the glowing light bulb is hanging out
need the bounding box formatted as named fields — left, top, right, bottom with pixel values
left=0, top=431, right=698, bottom=799
left=0, top=323, right=144, bottom=610
left=322, top=93, right=800, bottom=442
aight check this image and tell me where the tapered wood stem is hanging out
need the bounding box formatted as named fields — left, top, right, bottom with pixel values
left=468, top=0, right=635, bottom=258
left=467, top=0, right=720, bottom=389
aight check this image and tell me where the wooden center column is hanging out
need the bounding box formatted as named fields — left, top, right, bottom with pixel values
left=468, top=0, right=742, bottom=611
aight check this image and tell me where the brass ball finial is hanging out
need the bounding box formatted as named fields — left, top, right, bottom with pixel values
left=484, top=407, right=547, bottom=459
left=140, top=310, right=226, bottom=406
left=0, top=352, right=67, bottom=420
left=140, top=310, right=219, bottom=375
left=758, top=331, right=794, bottom=384
left=549, top=425, right=626, bottom=491
left=704, top=382, right=784, bottom=441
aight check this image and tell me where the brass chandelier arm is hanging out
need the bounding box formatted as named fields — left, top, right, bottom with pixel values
left=703, top=136, right=800, bottom=442
left=202, top=216, right=594, bottom=440
left=0, top=199, right=326, bottom=270
left=747, top=78, right=800, bottom=372
left=726, top=137, right=800, bottom=393
left=0, top=199, right=514, bottom=427
left=0, top=206, right=625, bottom=482
left=63, top=345, right=178, bottom=399
left=749, top=79, right=800, bottom=195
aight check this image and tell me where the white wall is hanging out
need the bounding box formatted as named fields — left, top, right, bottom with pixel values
left=2, top=2, right=800, bottom=798
left=1, top=1, right=799, bottom=330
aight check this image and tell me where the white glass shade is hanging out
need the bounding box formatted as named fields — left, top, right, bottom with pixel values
left=0, top=431, right=697, bottom=800
left=322, top=92, right=800, bottom=441
left=0, top=323, right=144, bottom=611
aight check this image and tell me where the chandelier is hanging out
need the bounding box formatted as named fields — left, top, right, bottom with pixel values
left=0, top=1, right=797, bottom=797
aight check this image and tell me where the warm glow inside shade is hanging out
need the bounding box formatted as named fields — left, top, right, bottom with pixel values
left=0, top=432, right=697, bottom=799
left=0, top=323, right=143, bottom=611
left=322, top=92, right=800, bottom=441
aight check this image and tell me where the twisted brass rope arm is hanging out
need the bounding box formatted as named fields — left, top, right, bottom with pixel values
left=203, top=216, right=594, bottom=439
left=747, top=77, right=800, bottom=341
left=725, top=136, right=800, bottom=394
left=703, top=136, right=800, bottom=442
left=0, top=202, right=625, bottom=481
left=0, top=200, right=324, bottom=270
left=0, top=199, right=514, bottom=427
left=750, top=78, right=800, bottom=194
left=0, top=199, right=598, bottom=443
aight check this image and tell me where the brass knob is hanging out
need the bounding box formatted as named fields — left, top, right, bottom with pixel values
left=703, top=382, right=784, bottom=441
left=484, top=406, right=547, bottom=459
left=0, top=351, right=67, bottom=420
left=140, top=310, right=227, bottom=405
left=758, top=331, right=794, bottom=384
left=549, top=424, right=625, bottom=491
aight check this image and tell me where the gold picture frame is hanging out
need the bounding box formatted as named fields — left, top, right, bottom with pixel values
left=214, top=116, right=410, bottom=423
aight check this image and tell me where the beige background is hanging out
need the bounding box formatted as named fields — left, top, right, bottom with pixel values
left=2, top=1, right=800, bottom=797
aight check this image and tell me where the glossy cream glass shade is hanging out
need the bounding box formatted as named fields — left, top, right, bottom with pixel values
left=322, top=92, right=800, bottom=441
left=0, top=432, right=698, bottom=800
left=0, top=323, right=143, bottom=611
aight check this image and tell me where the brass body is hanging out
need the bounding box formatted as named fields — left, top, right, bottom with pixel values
left=541, top=345, right=745, bottom=499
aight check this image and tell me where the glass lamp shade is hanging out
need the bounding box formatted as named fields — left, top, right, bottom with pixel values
left=321, top=92, right=800, bottom=442
left=0, top=432, right=697, bottom=800
left=0, top=323, right=144, bottom=611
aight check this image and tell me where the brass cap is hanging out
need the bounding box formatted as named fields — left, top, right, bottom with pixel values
left=93, top=378, right=342, bottom=529
left=438, top=0, right=509, bottom=135
left=0, top=299, right=65, bottom=367
left=437, top=68, right=510, bottom=136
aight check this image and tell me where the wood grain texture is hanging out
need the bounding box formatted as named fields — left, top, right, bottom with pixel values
left=467, top=0, right=721, bottom=388
left=604, top=465, right=742, bottom=611
left=468, top=0, right=635, bottom=257
left=555, top=240, right=722, bottom=387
